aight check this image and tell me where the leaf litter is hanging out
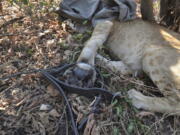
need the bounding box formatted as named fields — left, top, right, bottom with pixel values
left=0, top=0, right=180, bottom=135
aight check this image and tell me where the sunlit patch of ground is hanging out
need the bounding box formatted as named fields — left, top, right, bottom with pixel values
left=0, top=0, right=180, bottom=135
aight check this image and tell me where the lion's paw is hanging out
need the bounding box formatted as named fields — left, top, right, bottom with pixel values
left=128, top=89, right=149, bottom=109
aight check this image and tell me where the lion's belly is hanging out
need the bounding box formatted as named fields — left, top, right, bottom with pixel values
left=106, top=19, right=180, bottom=83
left=106, top=20, right=153, bottom=73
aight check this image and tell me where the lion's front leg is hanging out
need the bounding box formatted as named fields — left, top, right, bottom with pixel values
left=65, top=21, right=113, bottom=87
left=95, top=54, right=133, bottom=75
left=77, top=20, right=113, bottom=65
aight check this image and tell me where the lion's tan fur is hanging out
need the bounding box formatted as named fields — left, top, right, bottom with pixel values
left=77, top=19, right=180, bottom=114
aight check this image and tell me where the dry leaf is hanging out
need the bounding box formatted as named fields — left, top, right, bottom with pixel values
left=83, top=114, right=96, bottom=135
left=136, top=111, right=155, bottom=118
left=91, top=125, right=100, bottom=135
left=49, top=109, right=60, bottom=117
left=40, top=104, right=52, bottom=111
left=47, top=85, right=60, bottom=97
left=38, top=112, right=50, bottom=125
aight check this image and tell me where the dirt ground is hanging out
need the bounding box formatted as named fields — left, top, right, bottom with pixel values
left=0, top=0, right=180, bottom=135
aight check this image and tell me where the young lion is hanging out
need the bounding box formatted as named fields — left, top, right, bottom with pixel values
left=75, top=0, right=180, bottom=114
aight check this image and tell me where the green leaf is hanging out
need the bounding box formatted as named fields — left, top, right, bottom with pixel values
left=113, top=127, right=120, bottom=135
left=128, top=121, right=134, bottom=134
left=21, top=0, right=28, bottom=5
left=83, top=20, right=88, bottom=25
left=115, top=105, right=123, bottom=116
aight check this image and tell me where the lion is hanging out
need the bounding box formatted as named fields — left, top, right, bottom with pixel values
left=72, top=0, right=180, bottom=114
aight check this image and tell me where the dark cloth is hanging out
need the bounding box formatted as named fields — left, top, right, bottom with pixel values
left=58, top=0, right=136, bottom=26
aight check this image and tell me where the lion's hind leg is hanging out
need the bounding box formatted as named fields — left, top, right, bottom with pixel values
left=128, top=89, right=180, bottom=115
left=136, top=47, right=180, bottom=114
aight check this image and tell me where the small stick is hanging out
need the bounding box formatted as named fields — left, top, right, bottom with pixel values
left=0, top=16, right=24, bottom=29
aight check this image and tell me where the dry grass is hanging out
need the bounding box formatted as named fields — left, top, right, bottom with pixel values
left=0, top=0, right=180, bottom=135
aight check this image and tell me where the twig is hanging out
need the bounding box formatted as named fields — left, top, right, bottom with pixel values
left=0, top=16, right=24, bottom=29
left=99, top=66, right=159, bottom=91
left=0, top=83, right=16, bottom=94
left=0, top=32, right=37, bottom=38
left=100, top=122, right=121, bottom=127
left=0, top=14, right=11, bottom=17
left=0, top=58, right=20, bottom=70
left=144, top=115, right=168, bottom=135
left=120, top=119, right=129, bottom=135
left=0, top=69, right=42, bottom=80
